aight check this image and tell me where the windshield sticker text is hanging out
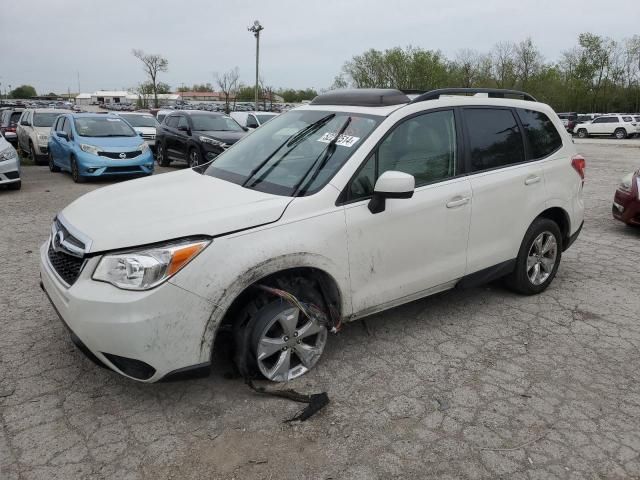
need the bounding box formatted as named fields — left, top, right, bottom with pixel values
left=317, top=133, right=360, bottom=147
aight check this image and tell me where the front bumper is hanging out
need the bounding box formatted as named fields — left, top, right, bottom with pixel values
left=613, top=188, right=640, bottom=226
left=39, top=242, right=216, bottom=382
left=76, top=149, right=155, bottom=177
left=0, top=157, right=20, bottom=184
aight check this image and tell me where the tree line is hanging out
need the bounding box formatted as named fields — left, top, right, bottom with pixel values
left=332, top=33, right=640, bottom=113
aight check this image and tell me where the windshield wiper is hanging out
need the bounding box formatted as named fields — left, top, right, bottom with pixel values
left=241, top=113, right=336, bottom=188
left=293, top=116, right=352, bottom=197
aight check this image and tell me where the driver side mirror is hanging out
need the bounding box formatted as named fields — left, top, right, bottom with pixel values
left=21, top=120, right=31, bottom=127
left=56, top=131, right=69, bottom=141
left=368, top=171, right=415, bottom=214
left=246, top=120, right=259, bottom=129
left=178, top=125, right=191, bottom=134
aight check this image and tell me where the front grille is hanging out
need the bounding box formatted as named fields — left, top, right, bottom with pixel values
left=47, top=243, right=84, bottom=285
left=98, top=150, right=142, bottom=159
left=141, top=134, right=155, bottom=140
left=39, top=146, right=48, bottom=154
left=105, top=166, right=143, bottom=173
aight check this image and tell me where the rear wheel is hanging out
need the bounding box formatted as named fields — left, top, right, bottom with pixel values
left=614, top=128, right=627, bottom=140
left=157, top=142, right=170, bottom=167
left=71, top=158, right=85, bottom=183
left=48, top=153, right=60, bottom=172
left=577, top=128, right=588, bottom=138
left=505, top=218, right=562, bottom=295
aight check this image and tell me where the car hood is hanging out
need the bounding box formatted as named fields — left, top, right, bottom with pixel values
left=34, top=126, right=52, bottom=136
left=77, top=135, right=147, bottom=149
left=60, top=169, right=293, bottom=253
left=195, top=130, right=246, bottom=145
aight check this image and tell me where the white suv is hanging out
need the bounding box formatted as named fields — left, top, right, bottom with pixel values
left=40, top=88, right=585, bottom=383
left=574, top=114, right=638, bottom=139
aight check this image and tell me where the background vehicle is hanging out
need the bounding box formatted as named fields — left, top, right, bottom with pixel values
left=154, top=109, right=174, bottom=124
left=613, top=170, right=640, bottom=226
left=47, top=113, right=154, bottom=182
left=0, top=108, right=24, bottom=146
left=557, top=112, right=577, bottom=133
left=574, top=115, right=638, bottom=139
left=115, top=112, right=159, bottom=151
left=40, top=88, right=584, bottom=384
left=155, top=111, right=248, bottom=167
left=17, top=108, right=71, bottom=164
left=0, top=132, right=21, bottom=190
left=230, top=111, right=278, bottom=129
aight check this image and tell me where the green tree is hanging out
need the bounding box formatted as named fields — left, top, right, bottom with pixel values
left=10, top=85, right=37, bottom=98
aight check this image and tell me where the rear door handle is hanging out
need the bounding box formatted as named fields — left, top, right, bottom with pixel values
left=446, top=196, right=470, bottom=208
left=525, top=175, right=541, bottom=185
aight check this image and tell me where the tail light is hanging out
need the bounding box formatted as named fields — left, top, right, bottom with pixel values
left=572, top=154, right=586, bottom=181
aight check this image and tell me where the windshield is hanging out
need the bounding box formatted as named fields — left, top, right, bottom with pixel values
left=33, top=112, right=62, bottom=127
left=256, top=114, right=277, bottom=124
left=73, top=117, right=137, bottom=137
left=191, top=114, right=244, bottom=132
left=120, top=114, right=158, bottom=128
left=205, top=109, right=382, bottom=196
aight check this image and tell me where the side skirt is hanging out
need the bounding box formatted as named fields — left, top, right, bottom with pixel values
left=455, top=259, right=516, bottom=289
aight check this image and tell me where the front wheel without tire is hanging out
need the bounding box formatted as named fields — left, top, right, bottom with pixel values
left=504, top=218, right=562, bottom=295
left=250, top=301, right=328, bottom=382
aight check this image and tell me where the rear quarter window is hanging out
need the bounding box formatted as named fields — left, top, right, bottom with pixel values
left=517, top=109, right=563, bottom=159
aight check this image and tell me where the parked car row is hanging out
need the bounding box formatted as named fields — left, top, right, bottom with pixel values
left=558, top=111, right=640, bottom=138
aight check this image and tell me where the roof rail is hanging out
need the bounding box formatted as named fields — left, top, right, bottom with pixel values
left=411, top=88, right=537, bottom=103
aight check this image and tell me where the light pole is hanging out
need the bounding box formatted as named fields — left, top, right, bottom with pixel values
left=248, top=20, right=264, bottom=112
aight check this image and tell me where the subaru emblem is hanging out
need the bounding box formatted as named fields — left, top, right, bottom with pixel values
left=52, top=230, right=65, bottom=253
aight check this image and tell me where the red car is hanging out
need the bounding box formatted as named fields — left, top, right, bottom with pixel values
left=613, top=170, right=640, bottom=226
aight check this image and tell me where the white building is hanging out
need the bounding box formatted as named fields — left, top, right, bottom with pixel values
left=75, top=90, right=130, bottom=105
left=126, top=93, right=182, bottom=107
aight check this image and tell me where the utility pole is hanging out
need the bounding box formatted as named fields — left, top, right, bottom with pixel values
left=248, top=20, right=264, bottom=112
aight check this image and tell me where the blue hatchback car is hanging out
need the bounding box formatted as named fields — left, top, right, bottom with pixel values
left=48, top=113, right=154, bottom=182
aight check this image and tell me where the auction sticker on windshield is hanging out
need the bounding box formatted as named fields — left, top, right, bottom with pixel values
left=318, top=132, right=360, bottom=147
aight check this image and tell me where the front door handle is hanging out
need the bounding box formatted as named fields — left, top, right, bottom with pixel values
left=446, top=196, right=470, bottom=208
left=525, top=175, right=541, bottom=185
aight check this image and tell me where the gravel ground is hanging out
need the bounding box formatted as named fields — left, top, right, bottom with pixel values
left=1, top=141, right=640, bottom=480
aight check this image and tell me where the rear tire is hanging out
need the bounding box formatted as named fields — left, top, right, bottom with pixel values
left=577, top=128, right=588, bottom=139
left=614, top=128, right=627, bottom=140
left=48, top=153, right=60, bottom=172
left=504, top=218, right=562, bottom=295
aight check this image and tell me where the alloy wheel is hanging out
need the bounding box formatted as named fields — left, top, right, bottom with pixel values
left=254, top=306, right=327, bottom=382
left=526, top=231, right=557, bottom=285
left=189, top=150, right=200, bottom=168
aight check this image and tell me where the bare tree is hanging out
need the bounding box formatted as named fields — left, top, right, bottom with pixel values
left=454, top=49, right=482, bottom=87
left=514, top=38, right=542, bottom=89
left=217, top=67, right=240, bottom=113
left=492, top=41, right=517, bottom=88
left=132, top=49, right=168, bottom=108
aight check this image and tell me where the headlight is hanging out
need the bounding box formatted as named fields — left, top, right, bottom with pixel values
left=37, top=134, right=49, bottom=143
left=80, top=144, right=101, bottom=155
left=92, top=239, right=210, bottom=290
left=0, top=146, right=18, bottom=161
left=198, top=136, right=227, bottom=148
left=618, top=173, right=633, bottom=192
left=140, top=142, right=149, bottom=153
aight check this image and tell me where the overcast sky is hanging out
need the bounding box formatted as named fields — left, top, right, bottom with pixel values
left=1, top=0, right=638, bottom=95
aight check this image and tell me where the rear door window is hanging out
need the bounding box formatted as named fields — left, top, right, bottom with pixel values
left=464, top=108, right=525, bottom=172
left=517, top=109, right=563, bottom=159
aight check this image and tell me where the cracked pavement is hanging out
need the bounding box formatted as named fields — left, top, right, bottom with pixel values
left=1, top=141, right=640, bottom=479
